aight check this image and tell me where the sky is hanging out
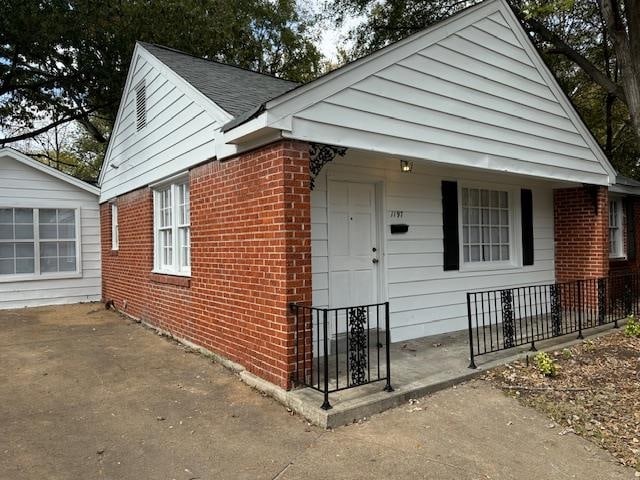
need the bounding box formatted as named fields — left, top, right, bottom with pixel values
left=316, top=14, right=363, bottom=62
left=305, top=0, right=365, bottom=62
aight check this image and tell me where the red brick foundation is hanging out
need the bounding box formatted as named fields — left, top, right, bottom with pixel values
left=101, top=140, right=311, bottom=389
left=554, top=186, right=609, bottom=282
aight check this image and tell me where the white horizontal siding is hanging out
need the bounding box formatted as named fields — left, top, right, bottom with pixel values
left=100, top=53, right=220, bottom=202
left=311, top=151, right=556, bottom=342
left=0, top=155, right=101, bottom=309
left=311, top=172, right=330, bottom=308
left=284, top=9, right=610, bottom=185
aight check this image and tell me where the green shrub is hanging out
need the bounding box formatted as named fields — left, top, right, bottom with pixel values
left=534, top=352, right=558, bottom=377
left=561, top=348, right=573, bottom=360
left=624, top=315, right=640, bottom=338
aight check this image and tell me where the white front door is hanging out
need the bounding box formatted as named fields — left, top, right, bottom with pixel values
left=328, top=181, right=380, bottom=308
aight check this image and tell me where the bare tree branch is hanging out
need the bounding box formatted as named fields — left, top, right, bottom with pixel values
left=0, top=112, right=88, bottom=146
left=76, top=115, right=107, bottom=143
left=512, top=5, right=626, bottom=103
left=23, top=151, right=80, bottom=169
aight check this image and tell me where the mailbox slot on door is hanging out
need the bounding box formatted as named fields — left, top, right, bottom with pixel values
left=390, top=224, right=409, bottom=234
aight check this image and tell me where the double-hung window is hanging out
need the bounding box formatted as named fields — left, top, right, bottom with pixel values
left=153, top=179, right=190, bottom=275
left=0, top=207, right=79, bottom=279
left=609, top=198, right=625, bottom=258
left=461, top=187, right=511, bottom=264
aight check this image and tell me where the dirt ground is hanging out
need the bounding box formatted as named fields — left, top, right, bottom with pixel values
left=486, top=329, right=640, bottom=469
left=0, top=303, right=634, bottom=479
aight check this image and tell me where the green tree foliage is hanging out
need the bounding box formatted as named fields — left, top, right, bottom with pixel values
left=0, top=0, right=322, bottom=150
left=328, top=0, right=640, bottom=177
left=21, top=115, right=107, bottom=183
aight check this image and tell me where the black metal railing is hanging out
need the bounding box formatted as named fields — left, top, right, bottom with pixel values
left=467, top=273, right=639, bottom=368
left=290, top=301, right=393, bottom=410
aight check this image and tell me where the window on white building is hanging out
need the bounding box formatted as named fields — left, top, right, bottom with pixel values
left=153, top=180, right=190, bottom=275
left=0, top=207, right=79, bottom=278
left=609, top=198, right=625, bottom=258
left=461, top=187, right=511, bottom=264
left=111, top=203, right=119, bottom=250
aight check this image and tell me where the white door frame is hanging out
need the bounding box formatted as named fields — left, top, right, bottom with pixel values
left=326, top=178, right=387, bottom=308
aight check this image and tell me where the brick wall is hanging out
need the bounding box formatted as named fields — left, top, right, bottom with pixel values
left=101, top=140, right=311, bottom=389
left=554, top=186, right=609, bottom=282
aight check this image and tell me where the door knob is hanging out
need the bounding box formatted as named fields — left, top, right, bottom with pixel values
left=372, top=258, right=379, bottom=264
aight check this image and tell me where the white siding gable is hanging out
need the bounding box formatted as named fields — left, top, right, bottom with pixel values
left=260, top=0, right=613, bottom=186
left=0, top=153, right=101, bottom=309
left=100, top=45, right=230, bottom=202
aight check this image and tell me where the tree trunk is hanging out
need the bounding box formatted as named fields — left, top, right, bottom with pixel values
left=606, top=93, right=615, bottom=156
left=600, top=0, right=640, bottom=147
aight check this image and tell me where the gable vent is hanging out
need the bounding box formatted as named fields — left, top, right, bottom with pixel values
left=135, top=80, right=146, bottom=131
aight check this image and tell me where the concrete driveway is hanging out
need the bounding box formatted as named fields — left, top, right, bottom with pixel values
left=0, top=304, right=634, bottom=480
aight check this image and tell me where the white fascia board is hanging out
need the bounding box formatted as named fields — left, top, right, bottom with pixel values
left=223, top=112, right=269, bottom=144
left=0, top=148, right=100, bottom=195
left=216, top=125, right=283, bottom=161
left=217, top=112, right=284, bottom=160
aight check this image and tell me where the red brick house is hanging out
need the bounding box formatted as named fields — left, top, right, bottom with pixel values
left=99, top=0, right=638, bottom=392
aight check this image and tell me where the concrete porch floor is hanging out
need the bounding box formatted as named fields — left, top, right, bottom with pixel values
left=286, top=322, right=622, bottom=428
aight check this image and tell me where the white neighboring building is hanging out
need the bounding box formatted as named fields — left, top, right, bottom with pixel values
left=0, top=148, right=101, bottom=309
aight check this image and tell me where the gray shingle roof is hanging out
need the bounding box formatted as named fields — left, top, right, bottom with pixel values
left=610, top=173, right=640, bottom=195
left=139, top=42, right=299, bottom=119
left=615, top=174, right=640, bottom=188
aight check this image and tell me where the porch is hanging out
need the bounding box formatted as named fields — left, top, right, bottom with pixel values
left=286, top=320, right=620, bottom=429
left=297, top=145, right=624, bottom=427
left=288, top=272, right=637, bottom=428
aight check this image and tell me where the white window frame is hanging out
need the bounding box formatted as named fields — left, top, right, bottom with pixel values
left=111, top=203, right=119, bottom=251
left=609, top=197, right=625, bottom=259
left=458, top=183, right=521, bottom=272
left=152, top=176, right=190, bottom=276
left=0, top=206, right=82, bottom=283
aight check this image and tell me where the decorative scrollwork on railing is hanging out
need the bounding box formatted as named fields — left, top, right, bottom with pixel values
left=597, top=278, right=607, bottom=325
left=550, top=284, right=563, bottom=336
left=348, top=306, right=368, bottom=386
left=501, top=289, right=515, bottom=348
left=309, top=143, right=347, bottom=189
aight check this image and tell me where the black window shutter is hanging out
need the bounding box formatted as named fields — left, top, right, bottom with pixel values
left=625, top=198, right=636, bottom=260
left=442, top=181, right=459, bottom=271
left=521, top=189, right=534, bottom=266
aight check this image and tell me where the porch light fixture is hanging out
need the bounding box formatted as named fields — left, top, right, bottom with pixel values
left=400, top=159, right=413, bottom=173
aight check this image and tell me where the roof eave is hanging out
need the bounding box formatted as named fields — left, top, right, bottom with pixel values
left=222, top=112, right=276, bottom=146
